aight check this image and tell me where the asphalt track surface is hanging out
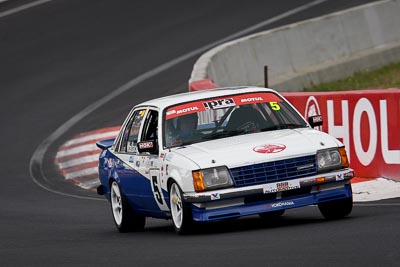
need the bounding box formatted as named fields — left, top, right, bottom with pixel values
left=1, top=0, right=399, bottom=266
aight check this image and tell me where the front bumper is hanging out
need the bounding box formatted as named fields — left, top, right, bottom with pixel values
left=184, top=168, right=354, bottom=222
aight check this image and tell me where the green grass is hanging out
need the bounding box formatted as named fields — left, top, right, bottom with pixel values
left=304, top=62, right=400, bottom=92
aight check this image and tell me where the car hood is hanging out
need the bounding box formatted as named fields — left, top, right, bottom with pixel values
left=171, top=128, right=340, bottom=169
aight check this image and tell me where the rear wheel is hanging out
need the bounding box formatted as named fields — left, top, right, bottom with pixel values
left=110, top=181, right=145, bottom=232
left=318, top=196, right=353, bottom=219
left=169, top=182, right=193, bottom=235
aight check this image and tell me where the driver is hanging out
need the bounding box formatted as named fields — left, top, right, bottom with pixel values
left=177, top=113, right=198, bottom=137
left=166, top=113, right=199, bottom=147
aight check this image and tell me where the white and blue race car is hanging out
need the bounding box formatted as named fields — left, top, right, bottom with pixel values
left=96, top=86, right=354, bottom=234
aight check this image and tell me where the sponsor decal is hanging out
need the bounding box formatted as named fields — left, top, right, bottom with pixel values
left=344, top=171, right=354, bottom=178
left=240, top=97, right=264, bottom=103
left=166, top=103, right=202, bottom=120
left=161, top=165, right=165, bottom=176
left=311, top=115, right=323, bottom=124
left=271, top=201, right=295, bottom=208
left=297, top=163, right=314, bottom=170
left=139, top=141, right=153, bottom=149
left=129, top=155, right=135, bottom=163
left=277, top=182, right=290, bottom=191
left=127, top=143, right=137, bottom=153
left=171, top=140, right=183, bottom=146
left=253, top=144, right=286, bottom=154
left=336, top=173, right=345, bottom=181
left=203, top=98, right=235, bottom=110
left=211, top=193, right=220, bottom=200
left=107, top=158, right=113, bottom=168
left=263, top=180, right=300, bottom=193
left=166, top=110, right=177, bottom=116
left=176, top=106, right=199, bottom=114
left=305, top=96, right=322, bottom=131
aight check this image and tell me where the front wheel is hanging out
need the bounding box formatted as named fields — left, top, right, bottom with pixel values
left=169, top=182, right=193, bottom=235
left=318, top=196, right=353, bottom=220
left=110, top=181, right=145, bottom=232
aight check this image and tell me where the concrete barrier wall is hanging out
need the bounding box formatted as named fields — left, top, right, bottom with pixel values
left=190, top=0, right=400, bottom=91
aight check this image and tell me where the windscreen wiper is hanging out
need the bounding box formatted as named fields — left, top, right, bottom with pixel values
left=278, top=123, right=307, bottom=129
left=202, top=130, right=244, bottom=140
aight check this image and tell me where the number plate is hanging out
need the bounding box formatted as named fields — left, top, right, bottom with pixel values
left=263, top=180, right=300, bottom=194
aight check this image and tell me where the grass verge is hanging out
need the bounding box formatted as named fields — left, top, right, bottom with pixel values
left=304, top=62, right=400, bottom=92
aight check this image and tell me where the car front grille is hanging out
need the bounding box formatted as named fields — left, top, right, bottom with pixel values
left=230, top=155, right=317, bottom=187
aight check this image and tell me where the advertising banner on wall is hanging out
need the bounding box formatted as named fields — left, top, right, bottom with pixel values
left=283, top=90, right=400, bottom=180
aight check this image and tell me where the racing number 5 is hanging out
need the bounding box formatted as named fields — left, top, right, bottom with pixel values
left=152, top=175, right=163, bottom=205
left=270, top=102, right=281, bottom=111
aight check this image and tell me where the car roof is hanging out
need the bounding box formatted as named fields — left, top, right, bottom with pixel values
left=135, top=86, right=277, bottom=110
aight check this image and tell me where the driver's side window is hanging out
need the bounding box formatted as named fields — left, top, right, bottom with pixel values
left=119, top=109, right=146, bottom=153
left=141, top=109, right=159, bottom=154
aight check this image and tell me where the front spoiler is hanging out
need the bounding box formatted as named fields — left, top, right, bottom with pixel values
left=183, top=168, right=354, bottom=203
left=191, top=183, right=352, bottom=222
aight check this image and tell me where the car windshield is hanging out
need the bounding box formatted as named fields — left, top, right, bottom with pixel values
left=163, top=91, right=308, bottom=148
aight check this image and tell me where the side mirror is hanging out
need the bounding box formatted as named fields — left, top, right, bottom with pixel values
left=137, top=140, right=158, bottom=154
left=308, top=115, right=323, bottom=128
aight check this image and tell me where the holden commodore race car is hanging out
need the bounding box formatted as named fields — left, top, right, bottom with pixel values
left=96, top=86, right=354, bottom=234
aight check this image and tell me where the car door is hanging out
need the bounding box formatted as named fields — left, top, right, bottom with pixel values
left=137, top=108, right=170, bottom=214
left=111, top=108, right=151, bottom=213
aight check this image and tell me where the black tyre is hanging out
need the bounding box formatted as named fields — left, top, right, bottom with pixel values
left=169, top=182, right=193, bottom=235
left=110, top=181, right=145, bottom=232
left=318, top=196, right=353, bottom=220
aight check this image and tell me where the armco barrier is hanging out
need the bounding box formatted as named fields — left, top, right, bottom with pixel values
left=282, top=89, right=400, bottom=180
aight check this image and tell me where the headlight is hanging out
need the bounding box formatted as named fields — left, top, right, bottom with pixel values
left=317, top=147, right=348, bottom=172
left=192, top=166, right=234, bottom=192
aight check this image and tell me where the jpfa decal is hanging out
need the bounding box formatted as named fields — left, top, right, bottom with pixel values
left=203, top=98, right=235, bottom=110
left=253, top=144, right=286, bottom=154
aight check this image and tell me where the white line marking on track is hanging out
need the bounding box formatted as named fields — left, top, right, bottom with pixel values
left=28, top=0, right=337, bottom=199
left=0, top=0, right=53, bottom=18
